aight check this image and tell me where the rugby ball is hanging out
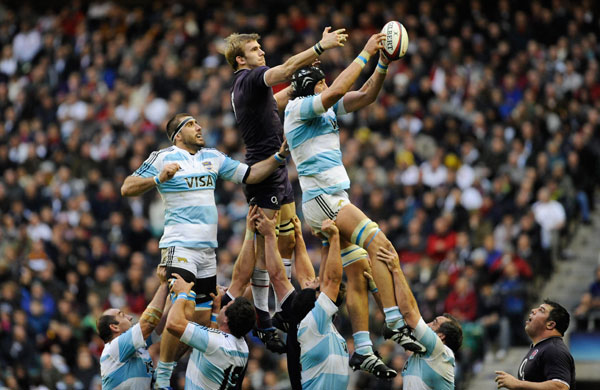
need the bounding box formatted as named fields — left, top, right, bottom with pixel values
left=381, top=21, right=409, bottom=61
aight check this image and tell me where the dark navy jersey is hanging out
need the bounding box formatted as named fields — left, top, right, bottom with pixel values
left=231, top=66, right=283, bottom=165
left=518, top=336, right=575, bottom=389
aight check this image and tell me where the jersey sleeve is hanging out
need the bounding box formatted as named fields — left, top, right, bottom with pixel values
left=216, top=151, right=249, bottom=183
left=111, top=323, right=146, bottom=362
left=244, top=66, right=270, bottom=90
left=311, top=293, right=338, bottom=335
left=542, top=346, right=573, bottom=387
left=145, top=330, right=161, bottom=348
left=180, top=323, right=224, bottom=354
left=296, top=95, right=327, bottom=121
left=413, top=317, right=445, bottom=359
left=132, top=151, right=162, bottom=178
left=332, top=97, right=348, bottom=116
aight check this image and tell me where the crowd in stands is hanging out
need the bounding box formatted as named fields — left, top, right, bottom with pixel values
left=0, top=0, right=599, bottom=389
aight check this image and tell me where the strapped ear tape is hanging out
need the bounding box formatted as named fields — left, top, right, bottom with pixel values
left=291, top=66, right=325, bottom=97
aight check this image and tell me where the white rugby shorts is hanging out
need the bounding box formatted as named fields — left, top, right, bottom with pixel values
left=302, top=191, right=350, bottom=234
left=160, top=247, right=217, bottom=279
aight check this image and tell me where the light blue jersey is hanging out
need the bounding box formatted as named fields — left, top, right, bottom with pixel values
left=298, top=293, right=350, bottom=390
left=403, top=318, right=455, bottom=390
left=133, top=146, right=248, bottom=248
left=100, top=323, right=159, bottom=390
left=284, top=95, right=350, bottom=203
left=180, top=323, right=249, bottom=390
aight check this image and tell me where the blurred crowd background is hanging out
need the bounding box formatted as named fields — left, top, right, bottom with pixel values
left=0, top=0, right=599, bottom=389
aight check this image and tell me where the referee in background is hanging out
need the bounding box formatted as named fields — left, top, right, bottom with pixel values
left=495, top=299, right=575, bottom=390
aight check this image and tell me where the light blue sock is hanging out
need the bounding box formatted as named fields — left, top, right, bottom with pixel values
left=383, top=306, right=406, bottom=330
left=353, top=331, right=373, bottom=355
left=155, top=360, right=176, bottom=388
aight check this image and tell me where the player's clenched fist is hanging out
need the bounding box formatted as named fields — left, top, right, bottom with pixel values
left=159, top=163, right=181, bottom=183
left=321, top=219, right=339, bottom=236
left=319, top=26, right=348, bottom=50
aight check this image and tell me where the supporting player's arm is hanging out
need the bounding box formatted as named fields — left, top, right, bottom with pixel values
left=228, top=205, right=259, bottom=297
left=274, top=86, right=293, bottom=114
left=243, top=140, right=290, bottom=184
left=255, top=208, right=294, bottom=299
left=165, top=274, right=195, bottom=338
left=121, top=163, right=181, bottom=197
left=320, top=33, right=386, bottom=110
left=292, top=216, right=317, bottom=288
left=139, top=266, right=170, bottom=339
left=264, top=27, right=348, bottom=86
left=494, top=372, right=569, bottom=390
left=376, top=247, right=421, bottom=328
left=341, top=52, right=390, bottom=113
left=320, top=219, right=342, bottom=302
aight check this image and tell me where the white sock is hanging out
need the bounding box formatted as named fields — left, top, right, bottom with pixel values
left=251, top=268, right=269, bottom=313
left=282, top=258, right=292, bottom=281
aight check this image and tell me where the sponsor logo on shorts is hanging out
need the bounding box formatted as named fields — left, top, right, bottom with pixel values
left=271, top=196, right=279, bottom=205
left=176, top=257, right=188, bottom=263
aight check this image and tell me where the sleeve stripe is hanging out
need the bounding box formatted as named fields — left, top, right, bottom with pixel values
left=551, top=379, right=569, bottom=388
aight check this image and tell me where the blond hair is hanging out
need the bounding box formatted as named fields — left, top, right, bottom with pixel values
left=224, top=33, right=260, bottom=70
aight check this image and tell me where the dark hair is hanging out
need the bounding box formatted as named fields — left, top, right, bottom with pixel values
left=165, top=113, right=192, bottom=143
left=291, top=66, right=325, bottom=99
left=439, top=313, right=463, bottom=353
left=544, top=299, right=570, bottom=336
left=291, top=288, right=317, bottom=323
left=225, top=297, right=256, bottom=338
left=97, top=314, right=119, bottom=343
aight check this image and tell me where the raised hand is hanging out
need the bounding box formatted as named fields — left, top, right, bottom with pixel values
left=246, top=204, right=259, bottom=233
left=376, top=247, right=400, bottom=272
left=159, top=163, right=181, bottom=183
left=156, top=265, right=167, bottom=284
left=255, top=208, right=278, bottom=237
left=168, top=273, right=194, bottom=295
left=363, top=33, right=386, bottom=56
left=321, top=219, right=339, bottom=236
left=319, top=26, right=348, bottom=50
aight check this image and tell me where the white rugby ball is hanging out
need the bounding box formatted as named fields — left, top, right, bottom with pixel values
left=381, top=21, right=409, bottom=61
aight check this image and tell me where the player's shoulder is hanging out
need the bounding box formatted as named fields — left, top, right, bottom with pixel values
left=199, top=147, right=227, bottom=159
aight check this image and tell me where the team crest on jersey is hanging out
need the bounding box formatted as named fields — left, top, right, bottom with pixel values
left=529, top=349, right=538, bottom=360
left=202, top=161, right=213, bottom=171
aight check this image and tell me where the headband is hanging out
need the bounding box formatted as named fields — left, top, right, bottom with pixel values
left=170, top=116, right=194, bottom=142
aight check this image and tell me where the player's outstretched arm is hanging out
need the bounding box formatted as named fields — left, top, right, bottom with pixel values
left=139, top=266, right=169, bottom=339
left=320, top=219, right=342, bottom=302
left=264, top=27, right=348, bottom=86
left=228, top=205, right=259, bottom=297
left=244, top=140, right=290, bottom=184
left=341, top=52, right=390, bottom=113
left=320, top=33, right=386, bottom=110
left=121, top=163, right=181, bottom=197
left=376, top=247, right=421, bottom=328
left=166, top=274, right=195, bottom=338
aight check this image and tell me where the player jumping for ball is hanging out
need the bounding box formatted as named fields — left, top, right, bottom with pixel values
left=283, top=32, right=427, bottom=376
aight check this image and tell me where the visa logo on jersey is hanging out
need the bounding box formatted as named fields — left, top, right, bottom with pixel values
left=184, top=175, right=215, bottom=188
